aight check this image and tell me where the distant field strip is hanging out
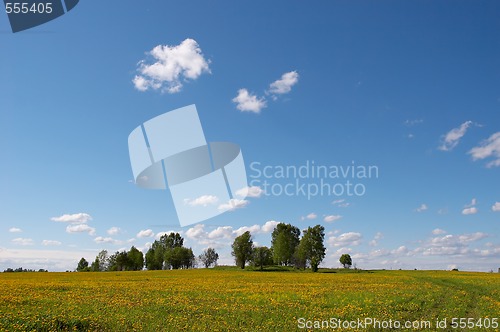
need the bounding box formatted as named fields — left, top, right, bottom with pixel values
left=0, top=269, right=498, bottom=331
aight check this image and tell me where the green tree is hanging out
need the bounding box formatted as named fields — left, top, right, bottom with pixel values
left=145, top=232, right=185, bottom=270
left=297, top=225, right=326, bottom=272
left=339, top=254, right=352, bottom=269
left=252, top=246, right=273, bottom=270
left=97, top=250, right=109, bottom=271
left=128, top=246, right=144, bottom=271
left=199, top=248, right=219, bottom=268
left=90, top=257, right=100, bottom=272
left=271, top=223, right=300, bottom=266
left=231, top=231, right=254, bottom=269
left=164, top=247, right=195, bottom=269
left=76, top=257, right=89, bottom=272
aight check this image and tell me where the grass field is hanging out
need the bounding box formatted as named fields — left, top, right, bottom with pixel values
left=0, top=268, right=498, bottom=331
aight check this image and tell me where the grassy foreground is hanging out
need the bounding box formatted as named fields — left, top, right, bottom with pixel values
left=0, top=269, right=498, bottom=331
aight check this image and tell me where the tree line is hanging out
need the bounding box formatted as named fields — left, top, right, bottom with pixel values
left=76, top=232, right=219, bottom=272
left=232, top=223, right=328, bottom=272
left=76, top=224, right=352, bottom=272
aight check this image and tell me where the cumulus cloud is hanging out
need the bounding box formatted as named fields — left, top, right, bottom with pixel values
left=51, top=213, right=92, bottom=224
left=133, top=38, right=210, bottom=94
left=235, top=186, right=264, bottom=198
left=469, top=132, right=500, bottom=167
left=66, top=224, right=96, bottom=236
left=232, top=89, right=267, bottom=113
left=136, top=229, right=154, bottom=238
left=462, top=207, right=478, bottom=215
left=42, top=240, right=62, bottom=246
left=234, top=225, right=261, bottom=237
left=184, top=195, right=219, bottom=207
left=268, top=71, right=299, bottom=96
left=415, top=204, right=428, bottom=212
left=438, top=121, right=473, bottom=151
left=8, top=227, right=22, bottom=233
left=492, top=202, right=500, bottom=212
left=12, top=238, right=34, bottom=246
left=328, top=232, right=362, bottom=247
left=302, top=212, right=317, bottom=220
left=218, top=198, right=249, bottom=212
left=261, top=220, right=280, bottom=233
left=323, top=215, right=342, bottom=223
left=94, top=237, right=121, bottom=245
left=107, top=227, right=121, bottom=236
left=432, top=228, right=447, bottom=235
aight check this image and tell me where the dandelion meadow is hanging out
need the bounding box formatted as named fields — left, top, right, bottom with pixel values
left=0, top=269, right=498, bottom=331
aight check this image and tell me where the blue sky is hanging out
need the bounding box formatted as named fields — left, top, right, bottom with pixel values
left=1, top=1, right=499, bottom=272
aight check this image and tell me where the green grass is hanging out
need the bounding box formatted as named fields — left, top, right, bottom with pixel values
left=0, top=269, right=498, bottom=331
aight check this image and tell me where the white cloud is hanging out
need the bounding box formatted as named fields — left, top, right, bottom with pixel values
left=12, top=238, right=34, bottom=246
left=107, top=227, right=121, bottom=236
left=328, top=232, right=362, bottom=247
left=323, top=215, right=342, bottom=223
left=136, top=229, right=154, bottom=238
left=234, top=225, right=261, bottom=237
left=41, top=240, right=62, bottom=246
left=133, top=38, right=210, bottom=94
left=232, top=89, right=267, bottom=113
left=492, top=202, right=500, bottom=212
left=261, top=220, right=280, bottom=233
left=469, top=132, right=500, bottom=167
left=302, top=212, right=317, bottom=220
left=235, top=186, right=264, bottom=198
left=184, top=195, right=219, bottom=207
left=208, top=226, right=234, bottom=239
left=369, top=232, right=384, bottom=246
left=432, top=228, right=447, bottom=235
left=94, top=237, right=121, bottom=245
left=66, top=224, right=96, bottom=236
left=332, top=199, right=350, bottom=208
left=404, top=119, right=423, bottom=126
left=268, top=71, right=299, bottom=96
left=51, top=213, right=92, bottom=224
left=218, top=198, right=249, bottom=212
left=8, top=227, right=22, bottom=233
left=415, top=204, right=428, bottom=212
left=462, top=207, right=478, bottom=215
left=438, top=121, right=473, bottom=151
left=186, top=224, right=207, bottom=240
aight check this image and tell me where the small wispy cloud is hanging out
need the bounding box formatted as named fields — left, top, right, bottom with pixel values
left=107, top=227, right=121, bottom=236
left=438, top=121, right=473, bottom=151
left=51, top=213, right=92, bottom=224
left=184, top=195, right=219, bottom=207
left=42, top=240, right=62, bottom=246
left=301, top=212, right=317, bottom=221
left=8, top=227, right=22, bottom=233
left=66, top=224, right=96, bottom=236
left=235, top=186, right=264, bottom=198
left=415, top=204, right=428, bottom=213
left=323, top=215, right=342, bottom=223
left=492, top=202, right=500, bottom=212
left=267, top=71, right=299, bottom=98
left=217, top=199, right=249, bottom=212
left=136, top=229, right=154, bottom=238
left=468, top=132, right=500, bottom=168
left=12, top=238, right=34, bottom=246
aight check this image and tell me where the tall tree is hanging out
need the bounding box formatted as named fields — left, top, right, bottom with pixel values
left=339, top=254, right=352, bottom=269
left=297, top=225, right=326, bottom=272
left=128, top=246, right=144, bottom=271
left=199, top=248, right=219, bottom=268
left=76, top=258, right=89, bottom=272
left=252, top=246, right=273, bottom=271
left=271, top=223, right=300, bottom=266
left=231, top=231, right=254, bottom=269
